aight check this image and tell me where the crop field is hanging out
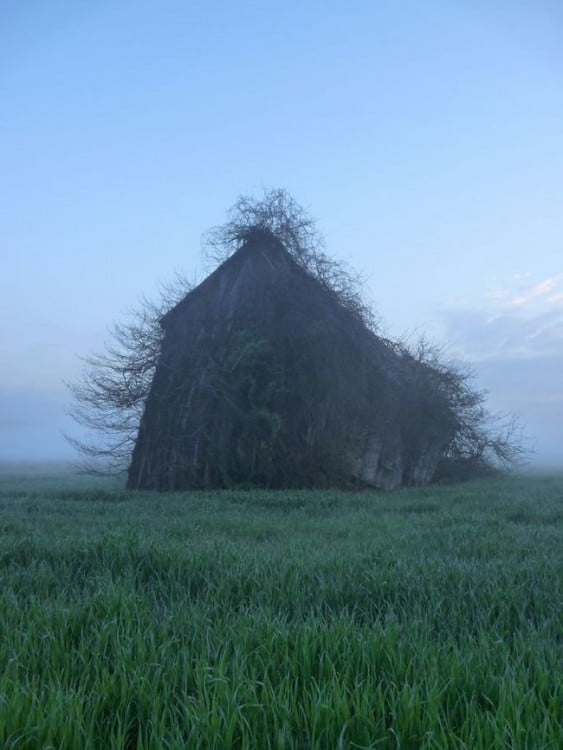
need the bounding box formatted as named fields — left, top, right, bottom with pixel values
left=0, top=468, right=561, bottom=749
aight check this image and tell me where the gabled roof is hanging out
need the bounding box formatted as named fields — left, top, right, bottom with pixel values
left=161, top=229, right=300, bottom=328
left=159, top=229, right=409, bottom=385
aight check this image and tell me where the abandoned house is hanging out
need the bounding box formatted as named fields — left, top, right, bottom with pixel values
left=126, top=227, right=459, bottom=491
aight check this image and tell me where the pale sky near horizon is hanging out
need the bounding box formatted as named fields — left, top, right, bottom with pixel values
left=1, top=1, right=562, bottom=464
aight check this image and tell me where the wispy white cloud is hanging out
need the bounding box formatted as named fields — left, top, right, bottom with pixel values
left=509, top=276, right=560, bottom=308
left=441, top=306, right=563, bottom=361
left=437, top=274, right=563, bottom=465
left=441, top=275, right=563, bottom=361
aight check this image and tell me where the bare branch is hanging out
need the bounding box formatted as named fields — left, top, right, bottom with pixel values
left=203, top=188, right=378, bottom=330
left=65, top=272, right=192, bottom=474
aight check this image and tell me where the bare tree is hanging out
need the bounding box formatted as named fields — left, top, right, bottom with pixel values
left=399, top=336, right=528, bottom=479
left=66, top=273, right=192, bottom=474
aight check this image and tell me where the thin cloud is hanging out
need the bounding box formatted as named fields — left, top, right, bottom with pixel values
left=508, top=275, right=561, bottom=309
left=441, top=307, right=563, bottom=361
left=438, top=275, right=563, bottom=465
left=441, top=275, right=563, bottom=362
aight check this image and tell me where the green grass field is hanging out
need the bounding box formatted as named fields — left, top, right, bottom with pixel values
left=0, top=468, right=561, bottom=749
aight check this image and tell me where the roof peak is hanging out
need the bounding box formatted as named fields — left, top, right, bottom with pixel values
left=239, top=226, right=285, bottom=247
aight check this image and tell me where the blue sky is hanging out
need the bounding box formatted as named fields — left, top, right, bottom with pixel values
left=1, top=0, right=562, bottom=464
